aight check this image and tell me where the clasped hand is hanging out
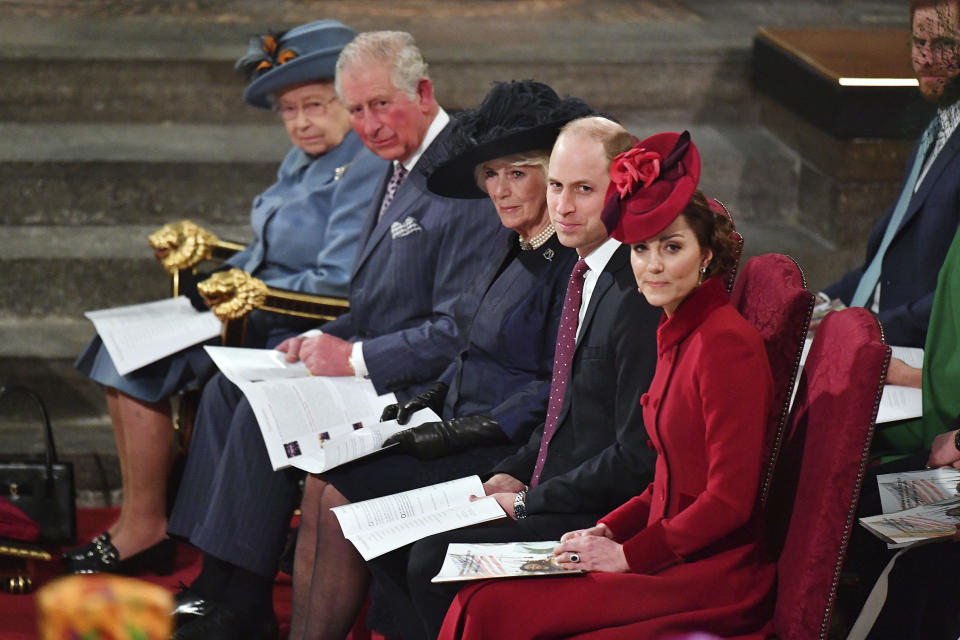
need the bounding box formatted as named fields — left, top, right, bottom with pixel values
left=552, top=523, right=629, bottom=573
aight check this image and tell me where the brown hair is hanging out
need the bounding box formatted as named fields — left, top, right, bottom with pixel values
left=680, top=191, right=738, bottom=278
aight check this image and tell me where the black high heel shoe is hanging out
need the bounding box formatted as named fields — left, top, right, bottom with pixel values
left=62, top=536, right=177, bottom=576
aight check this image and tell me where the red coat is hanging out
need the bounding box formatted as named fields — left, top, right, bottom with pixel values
left=439, top=278, right=776, bottom=639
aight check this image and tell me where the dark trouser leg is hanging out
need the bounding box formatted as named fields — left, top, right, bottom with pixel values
left=168, top=373, right=245, bottom=540
left=168, top=372, right=303, bottom=578
left=867, top=541, right=960, bottom=640
left=839, top=452, right=931, bottom=628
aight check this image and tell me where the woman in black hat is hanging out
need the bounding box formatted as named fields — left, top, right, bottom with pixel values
left=286, top=80, right=593, bottom=639
left=65, top=19, right=387, bottom=575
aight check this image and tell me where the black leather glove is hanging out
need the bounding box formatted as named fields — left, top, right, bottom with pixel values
left=382, top=414, right=506, bottom=459
left=379, top=381, right=449, bottom=425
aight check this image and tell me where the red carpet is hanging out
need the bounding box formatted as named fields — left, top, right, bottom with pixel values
left=0, top=507, right=294, bottom=640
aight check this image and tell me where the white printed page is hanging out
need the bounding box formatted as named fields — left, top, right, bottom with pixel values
left=876, top=385, right=923, bottom=423
left=793, top=339, right=922, bottom=423
left=204, top=346, right=397, bottom=471
left=85, top=297, right=221, bottom=375
left=890, top=346, right=924, bottom=369
left=204, top=345, right=309, bottom=383
left=877, top=346, right=924, bottom=424
left=287, top=409, right=440, bottom=474
left=432, top=541, right=583, bottom=583
left=331, top=476, right=506, bottom=560
left=877, top=467, right=960, bottom=513
left=860, top=495, right=960, bottom=545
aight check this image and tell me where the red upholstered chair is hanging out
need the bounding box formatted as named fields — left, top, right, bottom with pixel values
left=730, top=254, right=815, bottom=508
left=766, top=307, right=890, bottom=639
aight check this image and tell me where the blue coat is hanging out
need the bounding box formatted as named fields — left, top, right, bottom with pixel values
left=322, top=125, right=503, bottom=397
left=439, top=231, right=577, bottom=441
left=825, top=122, right=960, bottom=347
left=76, top=130, right=385, bottom=402
left=227, top=130, right=387, bottom=297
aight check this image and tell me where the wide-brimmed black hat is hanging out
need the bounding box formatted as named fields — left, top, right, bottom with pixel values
left=236, top=19, right=355, bottom=109
left=426, top=80, right=595, bottom=199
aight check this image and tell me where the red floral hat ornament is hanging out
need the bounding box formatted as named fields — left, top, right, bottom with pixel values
left=601, top=130, right=701, bottom=244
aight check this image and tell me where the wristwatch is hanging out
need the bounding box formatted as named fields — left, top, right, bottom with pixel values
left=954, top=429, right=960, bottom=452
left=513, top=490, right=528, bottom=520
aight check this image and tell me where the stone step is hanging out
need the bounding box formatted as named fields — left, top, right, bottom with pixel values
left=0, top=122, right=286, bottom=226
left=0, top=1, right=910, bottom=127
left=0, top=12, right=765, bottom=123
left=0, top=216, right=842, bottom=356
left=1, top=224, right=248, bottom=320
left=1, top=117, right=804, bottom=225
left=0, top=116, right=868, bottom=322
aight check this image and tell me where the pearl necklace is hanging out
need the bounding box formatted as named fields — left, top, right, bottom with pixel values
left=519, top=223, right=556, bottom=251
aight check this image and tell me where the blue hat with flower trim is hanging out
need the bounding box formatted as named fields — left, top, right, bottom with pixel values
left=237, top=19, right=356, bottom=109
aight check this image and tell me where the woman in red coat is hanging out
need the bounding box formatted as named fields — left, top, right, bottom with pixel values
left=438, top=131, right=776, bottom=640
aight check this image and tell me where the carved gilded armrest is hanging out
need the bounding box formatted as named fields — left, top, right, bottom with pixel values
left=197, top=269, right=349, bottom=345
left=147, top=220, right=246, bottom=296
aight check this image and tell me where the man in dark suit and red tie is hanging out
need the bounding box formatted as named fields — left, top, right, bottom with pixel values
left=363, top=115, right=662, bottom=640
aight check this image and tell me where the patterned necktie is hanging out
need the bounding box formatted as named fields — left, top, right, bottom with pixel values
left=379, top=163, right=408, bottom=220
left=530, top=259, right=590, bottom=487
left=850, top=118, right=939, bottom=308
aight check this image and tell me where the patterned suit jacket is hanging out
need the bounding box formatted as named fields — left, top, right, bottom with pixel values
left=322, top=124, right=502, bottom=397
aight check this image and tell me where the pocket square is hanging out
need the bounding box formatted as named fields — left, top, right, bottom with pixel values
left=390, top=216, right=423, bottom=239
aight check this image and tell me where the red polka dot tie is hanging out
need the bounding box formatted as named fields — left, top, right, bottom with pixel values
left=530, top=258, right=589, bottom=487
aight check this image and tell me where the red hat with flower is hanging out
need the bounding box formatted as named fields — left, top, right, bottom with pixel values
left=601, top=130, right=701, bottom=244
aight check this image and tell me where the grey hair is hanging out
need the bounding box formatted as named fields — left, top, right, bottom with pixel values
left=473, top=150, right=551, bottom=194
left=335, top=31, right=429, bottom=100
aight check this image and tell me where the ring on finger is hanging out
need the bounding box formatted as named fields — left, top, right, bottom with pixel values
left=569, top=553, right=580, bottom=563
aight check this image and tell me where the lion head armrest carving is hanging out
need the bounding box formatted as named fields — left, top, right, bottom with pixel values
left=148, top=220, right=221, bottom=274
left=197, top=269, right=268, bottom=321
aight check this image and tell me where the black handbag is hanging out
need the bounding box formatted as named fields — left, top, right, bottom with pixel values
left=0, top=384, right=76, bottom=544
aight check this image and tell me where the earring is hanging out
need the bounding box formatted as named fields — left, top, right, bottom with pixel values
left=698, top=265, right=707, bottom=285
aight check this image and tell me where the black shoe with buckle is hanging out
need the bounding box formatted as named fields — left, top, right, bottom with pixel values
left=62, top=536, right=177, bottom=576
left=172, top=602, right=279, bottom=640
left=61, top=532, right=111, bottom=564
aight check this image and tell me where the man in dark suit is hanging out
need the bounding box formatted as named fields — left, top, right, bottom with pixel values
left=361, top=116, right=661, bottom=640
left=166, top=31, right=501, bottom=640
left=821, top=0, right=960, bottom=349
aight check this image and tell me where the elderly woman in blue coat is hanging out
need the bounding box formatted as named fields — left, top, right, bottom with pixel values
left=65, top=19, right=387, bottom=573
